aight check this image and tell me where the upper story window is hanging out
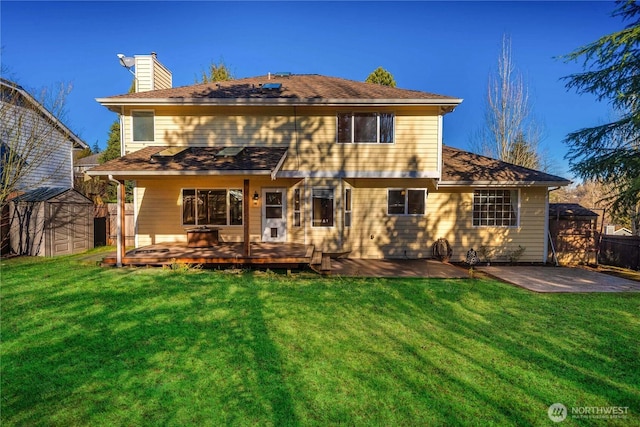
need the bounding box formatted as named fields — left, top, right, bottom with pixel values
left=132, top=111, right=154, bottom=142
left=337, top=112, right=394, bottom=143
left=472, top=189, right=519, bottom=227
left=388, top=189, right=426, bottom=215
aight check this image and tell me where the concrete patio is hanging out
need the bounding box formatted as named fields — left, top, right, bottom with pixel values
left=477, top=265, right=640, bottom=293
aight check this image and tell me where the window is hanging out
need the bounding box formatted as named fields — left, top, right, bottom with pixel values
left=344, top=188, right=352, bottom=227
left=182, top=189, right=243, bottom=226
left=132, top=111, right=154, bottom=142
left=473, top=189, right=519, bottom=227
left=337, top=112, right=394, bottom=143
left=293, top=188, right=301, bottom=227
left=387, top=189, right=426, bottom=215
left=312, top=188, right=334, bottom=227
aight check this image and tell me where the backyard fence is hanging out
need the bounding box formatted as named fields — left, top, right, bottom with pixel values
left=598, top=234, right=640, bottom=271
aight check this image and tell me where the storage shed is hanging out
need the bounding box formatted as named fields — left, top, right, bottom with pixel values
left=9, top=187, right=94, bottom=256
left=549, top=203, right=599, bottom=265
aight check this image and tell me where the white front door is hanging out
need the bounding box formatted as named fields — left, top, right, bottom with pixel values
left=262, top=188, right=287, bottom=242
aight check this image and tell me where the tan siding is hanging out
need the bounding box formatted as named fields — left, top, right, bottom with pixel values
left=133, top=176, right=300, bottom=247
left=122, top=106, right=441, bottom=174
left=134, top=56, right=154, bottom=93
left=341, top=183, right=548, bottom=261
left=152, top=57, right=172, bottom=90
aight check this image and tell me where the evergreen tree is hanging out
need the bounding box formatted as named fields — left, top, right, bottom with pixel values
left=196, top=61, right=234, bottom=83
left=99, top=120, right=121, bottom=164
left=561, top=0, right=640, bottom=233
left=365, top=67, right=397, bottom=87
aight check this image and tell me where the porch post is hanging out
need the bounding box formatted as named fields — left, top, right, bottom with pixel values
left=118, top=179, right=126, bottom=266
left=244, top=179, right=250, bottom=257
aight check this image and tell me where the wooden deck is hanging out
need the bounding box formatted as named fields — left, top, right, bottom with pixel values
left=102, top=242, right=318, bottom=268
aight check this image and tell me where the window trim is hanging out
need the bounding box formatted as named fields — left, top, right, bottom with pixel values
left=387, top=188, right=427, bottom=216
left=472, top=188, right=520, bottom=228
left=131, top=110, right=155, bottom=142
left=311, top=187, right=335, bottom=228
left=181, top=188, right=244, bottom=227
left=336, top=111, right=395, bottom=144
left=344, top=187, right=352, bottom=228
left=293, top=188, right=301, bottom=227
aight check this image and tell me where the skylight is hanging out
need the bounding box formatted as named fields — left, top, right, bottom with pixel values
left=216, top=146, right=244, bottom=157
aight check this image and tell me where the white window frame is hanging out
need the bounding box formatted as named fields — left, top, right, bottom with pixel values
left=344, top=187, right=352, bottom=228
left=311, top=187, right=335, bottom=228
left=387, top=188, right=427, bottom=216
left=336, top=112, right=395, bottom=144
left=472, top=188, right=520, bottom=228
left=181, top=188, right=243, bottom=227
left=131, top=110, right=155, bottom=142
left=293, top=188, right=301, bottom=227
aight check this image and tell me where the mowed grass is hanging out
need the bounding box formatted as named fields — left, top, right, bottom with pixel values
left=1, top=249, right=639, bottom=426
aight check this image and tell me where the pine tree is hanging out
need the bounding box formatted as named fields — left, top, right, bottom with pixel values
left=561, top=0, right=640, bottom=233
left=365, top=67, right=397, bottom=87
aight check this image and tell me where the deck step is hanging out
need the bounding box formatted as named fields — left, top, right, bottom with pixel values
left=320, top=254, right=331, bottom=272
left=311, top=250, right=322, bottom=265
left=305, top=245, right=315, bottom=259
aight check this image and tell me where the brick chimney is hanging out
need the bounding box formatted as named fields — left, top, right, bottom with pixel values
left=133, top=52, right=172, bottom=93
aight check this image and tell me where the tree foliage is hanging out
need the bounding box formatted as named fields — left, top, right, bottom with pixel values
left=1, top=81, right=73, bottom=206
left=561, top=0, right=640, bottom=233
left=196, top=61, right=234, bottom=84
left=100, top=120, right=121, bottom=164
left=365, top=67, right=397, bottom=87
left=473, top=35, right=543, bottom=170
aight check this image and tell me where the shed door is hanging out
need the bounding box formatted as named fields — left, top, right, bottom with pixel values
left=49, top=203, right=91, bottom=256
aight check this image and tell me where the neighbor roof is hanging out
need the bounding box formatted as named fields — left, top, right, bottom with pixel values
left=87, top=146, right=288, bottom=179
left=97, top=74, right=462, bottom=110
left=440, top=146, right=570, bottom=186
left=1, top=78, right=88, bottom=150
left=549, top=203, right=599, bottom=219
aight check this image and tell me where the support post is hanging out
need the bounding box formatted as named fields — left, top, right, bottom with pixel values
left=243, top=179, right=250, bottom=257
left=118, top=179, right=126, bottom=266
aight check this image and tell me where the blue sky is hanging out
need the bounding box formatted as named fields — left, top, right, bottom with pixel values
left=1, top=1, right=624, bottom=179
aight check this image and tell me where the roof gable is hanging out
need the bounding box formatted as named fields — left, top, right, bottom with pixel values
left=1, top=78, right=88, bottom=150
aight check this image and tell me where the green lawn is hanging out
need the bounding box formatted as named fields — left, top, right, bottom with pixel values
left=1, top=249, right=639, bottom=426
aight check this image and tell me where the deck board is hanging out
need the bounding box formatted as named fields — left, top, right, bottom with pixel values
left=102, top=243, right=314, bottom=267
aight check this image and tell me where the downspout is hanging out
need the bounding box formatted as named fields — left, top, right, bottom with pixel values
left=109, top=174, right=123, bottom=267
left=546, top=186, right=561, bottom=266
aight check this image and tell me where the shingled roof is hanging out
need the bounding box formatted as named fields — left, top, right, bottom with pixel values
left=97, top=74, right=462, bottom=109
left=440, top=146, right=570, bottom=186
left=87, top=146, right=288, bottom=178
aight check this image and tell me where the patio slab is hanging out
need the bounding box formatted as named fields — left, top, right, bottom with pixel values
left=331, top=259, right=467, bottom=278
left=477, top=265, right=640, bottom=293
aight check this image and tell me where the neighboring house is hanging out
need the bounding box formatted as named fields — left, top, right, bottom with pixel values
left=88, top=54, right=570, bottom=263
left=0, top=78, right=91, bottom=256
left=605, top=225, right=633, bottom=236
left=74, top=152, right=101, bottom=177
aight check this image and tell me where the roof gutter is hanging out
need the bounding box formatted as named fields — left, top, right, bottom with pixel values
left=437, top=180, right=572, bottom=188
left=96, top=97, right=464, bottom=112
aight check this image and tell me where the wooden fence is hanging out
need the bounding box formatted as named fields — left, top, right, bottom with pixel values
left=598, top=235, right=640, bottom=270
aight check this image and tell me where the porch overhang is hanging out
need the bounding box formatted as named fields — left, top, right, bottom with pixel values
left=86, top=146, right=288, bottom=179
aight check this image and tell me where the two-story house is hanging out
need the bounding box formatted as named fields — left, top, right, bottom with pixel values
left=89, top=54, right=569, bottom=267
left=1, top=78, right=93, bottom=256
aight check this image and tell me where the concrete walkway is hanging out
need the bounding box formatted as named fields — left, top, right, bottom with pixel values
left=477, top=265, right=640, bottom=293
left=331, top=259, right=467, bottom=278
